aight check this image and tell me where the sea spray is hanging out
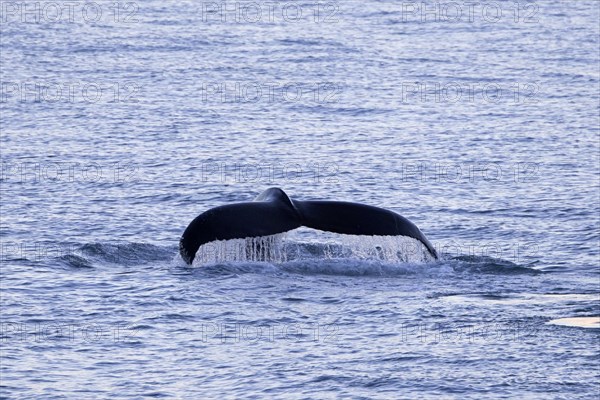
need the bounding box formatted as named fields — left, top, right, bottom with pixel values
left=194, top=233, right=289, bottom=264
left=192, top=231, right=435, bottom=265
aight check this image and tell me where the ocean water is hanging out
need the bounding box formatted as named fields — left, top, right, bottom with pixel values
left=1, top=0, right=599, bottom=398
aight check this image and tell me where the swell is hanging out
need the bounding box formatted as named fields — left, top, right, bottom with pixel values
left=21, top=241, right=542, bottom=277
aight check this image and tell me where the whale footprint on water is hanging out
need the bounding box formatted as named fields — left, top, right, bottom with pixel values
left=179, top=187, right=438, bottom=265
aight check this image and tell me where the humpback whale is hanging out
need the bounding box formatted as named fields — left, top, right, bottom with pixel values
left=179, top=188, right=438, bottom=264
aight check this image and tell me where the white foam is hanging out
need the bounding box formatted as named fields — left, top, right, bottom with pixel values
left=192, top=231, right=436, bottom=266
left=547, top=317, right=600, bottom=329
left=193, top=233, right=289, bottom=265
left=326, top=234, right=435, bottom=263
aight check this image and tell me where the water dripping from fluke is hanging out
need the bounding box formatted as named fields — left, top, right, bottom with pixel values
left=191, top=232, right=436, bottom=266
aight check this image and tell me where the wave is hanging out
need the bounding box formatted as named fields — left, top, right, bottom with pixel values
left=39, top=240, right=542, bottom=277
left=54, top=242, right=176, bottom=268
left=189, top=256, right=541, bottom=278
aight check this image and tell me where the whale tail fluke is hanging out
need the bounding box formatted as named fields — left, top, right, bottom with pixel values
left=292, top=200, right=438, bottom=259
left=179, top=188, right=438, bottom=264
left=179, top=201, right=300, bottom=265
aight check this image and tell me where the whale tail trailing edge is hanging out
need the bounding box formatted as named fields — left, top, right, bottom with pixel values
left=292, top=200, right=438, bottom=259
left=178, top=200, right=300, bottom=265
left=179, top=188, right=438, bottom=264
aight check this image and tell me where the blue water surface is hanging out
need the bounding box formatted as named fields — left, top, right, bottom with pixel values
left=1, top=1, right=599, bottom=398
